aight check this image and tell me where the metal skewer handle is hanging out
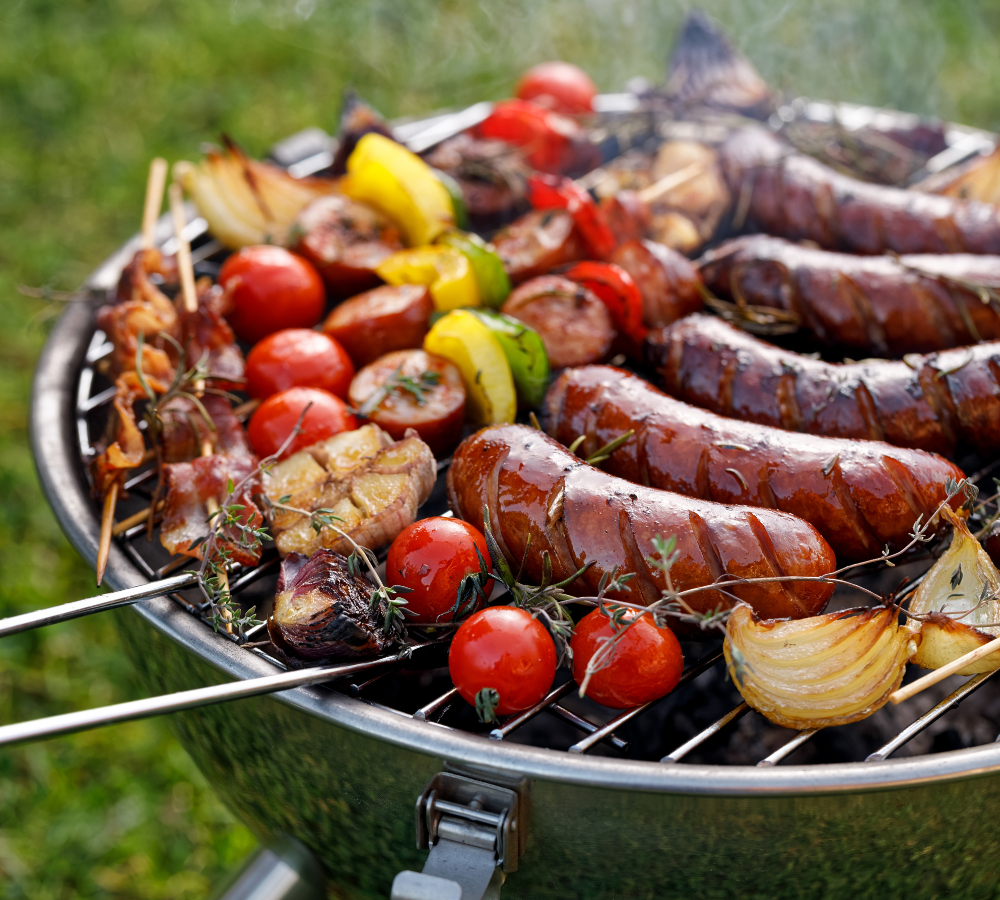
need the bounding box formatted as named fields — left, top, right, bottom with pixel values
left=0, top=650, right=411, bottom=747
left=0, top=571, right=199, bottom=638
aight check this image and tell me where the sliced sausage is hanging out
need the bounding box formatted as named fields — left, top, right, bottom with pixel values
left=609, top=239, right=703, bottom=327
left=501, top=275, right=614, bottom=368
left=348, top=349, right=466, bottom=455
left=322, top=284, right=433, bottom=368
left=492, top=209, right=588, bottom=285
left=292, top=194, right=403, bottom=298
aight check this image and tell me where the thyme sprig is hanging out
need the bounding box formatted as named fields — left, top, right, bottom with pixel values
left=352, top=364, right=441, bottom=418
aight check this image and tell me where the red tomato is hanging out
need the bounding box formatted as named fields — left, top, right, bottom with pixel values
left=515, top=61, right=597, bottom=115
left=449, top=607, right=557, bottom=718
left=247, top=386, right=357, bottom=458
left=474, top=100, right=574, bottom=175
left=571, top=606, right=683, bottom=709
left=387, top=518, right=493, bottom=623
left=245, top=329, right=355, bottom=401
left=219, top=246, right=326, bottom=345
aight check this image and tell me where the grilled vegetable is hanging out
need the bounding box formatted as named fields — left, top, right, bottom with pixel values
left=466, top=309, right=550, bottom=408
left=376, top=246, right=479, bottom=311
left=348, top=349, right=466, bottom=455
left=174, top=139, right=338, bottom=249
left=322, top=284, right=434, bottom=369
left=343, top=133, right=454, bottom=246
left=527, top=174, right=616, bottom=260
left=245, top=329, right=355, bottom=401
left=269, top=550, right=391, bottom=662
left=563, top=260, right=647, bottom=344
left=424, top=310, right=517, bottom=425
left=263, top=424, right=436, bottom=558
left=247, top=387, right=357, bottom=460
left=436, top=230, right=512, bottom=308
left=724, top=603, right=918, bottom=729
left=908, top=507, right=1000, bottom=675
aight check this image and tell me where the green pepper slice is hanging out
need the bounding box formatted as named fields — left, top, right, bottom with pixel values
left=437, top=230, right=512, bottom=309
left=467, top=308, right=550, bottom=408
left=430, top=168, right=470, bottom=232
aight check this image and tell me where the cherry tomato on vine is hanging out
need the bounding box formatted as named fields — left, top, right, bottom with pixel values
left=245, top=329, right=355, bottom=400
left=219, top=246, right=326, bottom=345
left=386, top=517, right=493, bottom=623
left=449, top=606, right=557, bottom=720
left=247, top=386, right=357, bottom=459
left=571, top=606, right=683, bottom=709
left=515, top=61, right=597, bottom=115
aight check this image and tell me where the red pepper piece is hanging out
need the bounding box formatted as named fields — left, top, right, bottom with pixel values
left=526, top=173, right=617, bottom=261
left=562, top=260, right=648, bottom=344
left=474, top=99, right=575, bottom=175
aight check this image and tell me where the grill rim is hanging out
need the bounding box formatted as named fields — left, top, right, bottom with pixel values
left=30, top=124, right=1000, bottom=800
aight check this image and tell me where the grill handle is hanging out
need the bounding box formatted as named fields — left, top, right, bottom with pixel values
left=391, top=771, right=527, bottom=900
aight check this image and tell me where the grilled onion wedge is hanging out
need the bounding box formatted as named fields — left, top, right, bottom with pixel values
left=263, top=424, right=435, bottom=558
left=908, top=506, right=1000, bottom=675
left=174, top=138, right=339, bottom=249
left=724, top=603, right=918, bottom=730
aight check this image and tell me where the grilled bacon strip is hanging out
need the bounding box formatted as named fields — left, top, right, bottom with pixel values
left=719, top=129, right=1000, bottom=256
left=447, top=424, right=835, bottom=635
left=160, top=454, right=263, bottom=565
left=647, top=314, right=1000, bottom=457
left=543, top=366, right=965, bottom=562
left=698, top=235, right=1000, bottom=356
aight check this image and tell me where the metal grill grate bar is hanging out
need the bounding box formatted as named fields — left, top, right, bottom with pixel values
left=414, top=688, right=460, bottom=721
left=757, top=729, right=818, bottom=766
left=490, top=682, right=575, bottom=739
left=547, top=703, right=629, bottom=751
left=661, top=702, right=750, bottom=763
left=567, top=650, right=724, bottom=754
left=866, top=670, right=1000, bottom=761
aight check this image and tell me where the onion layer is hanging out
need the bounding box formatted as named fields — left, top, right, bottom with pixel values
left=908, top=507, right=1000, bottom=675
left=175, top=141, right=338, bottom=249
left=724, top=603, right=918, bottom=729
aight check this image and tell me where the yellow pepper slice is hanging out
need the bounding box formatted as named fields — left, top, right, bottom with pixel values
left=424, top=310, right=516, bottom=425
left=376, top=247, right=480, bottom=311
left=343, top=133, right=454, bottom=246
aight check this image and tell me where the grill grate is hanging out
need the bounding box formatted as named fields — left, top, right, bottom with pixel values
left=74, top=149, right=1000, bottom=772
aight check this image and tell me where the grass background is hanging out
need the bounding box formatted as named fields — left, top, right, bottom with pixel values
left=1, top=0, right=999, bottom=896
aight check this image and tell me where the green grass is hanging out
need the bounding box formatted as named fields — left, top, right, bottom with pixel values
left=1, top=0, right=999, bottom=896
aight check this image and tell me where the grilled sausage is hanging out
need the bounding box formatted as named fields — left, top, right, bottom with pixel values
left=544, top=366, right=965, bottom=562
left=322, top=284, right=433, bottom=368
left=502, top=275, right=614, bottom=368
left=699, top=235, right=1000, bottom=356
left=292, top=194, right=402, bottom=298
left=720, top=129, right=1000, bottom=255
left=609, top=239, right=704, bottom=327
left=447, top=424, right=836, bottom=635
left=647, top=313, right=1000, bottom=457
left=493, top=209, right=588, bottom=285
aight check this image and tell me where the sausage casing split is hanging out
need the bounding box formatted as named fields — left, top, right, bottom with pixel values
left=699, top=235, right=1000, bottom=356
left=647, top=313, right=1000, bottom=457
left=720, top=130, right=1000, bottom=256
left=544, top=365, right=965, bottom=562
left=447, top=424, right=835, bottom=635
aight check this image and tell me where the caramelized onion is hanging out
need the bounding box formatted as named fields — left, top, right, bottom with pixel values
left=908, top=507, right=1000, bottom=675
left=724, top=603, right=917, bottom=729
left=175, top=141, right=338, bottom=249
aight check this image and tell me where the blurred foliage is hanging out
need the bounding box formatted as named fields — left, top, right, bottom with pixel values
left=0, top=0, right=998, bottom=896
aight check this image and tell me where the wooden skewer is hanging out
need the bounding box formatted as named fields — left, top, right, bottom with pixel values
left=637, top=161, right=706, bottom=204
left=141, top=158, right=168, bottom=250
left=889, top=636, right=1000, bottom=705
left=168, top=181, right=198, bottom=315
left=96, top=481, right=120, bottom=586
left=111, top=500, right=164, bottom=537
left=199, top=438, right=232, bottom=635
left=233, top=398, right=261, bottom=420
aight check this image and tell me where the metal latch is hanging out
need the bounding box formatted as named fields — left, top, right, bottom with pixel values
left=391, top=771, right=526, bottom=900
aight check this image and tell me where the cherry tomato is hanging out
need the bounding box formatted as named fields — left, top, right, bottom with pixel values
left=386, top=517, right=493, bottom=623
left=449, top=606, right=557, bottom=718
left=571, top=606, right=683, bottom=709
left=218, top=246, right=326, bottom=345
left=247, top=386, right=357, bottom=459
left=515, top=61, right=597, bottom=115
left=245, top=329, right=355, bottom=401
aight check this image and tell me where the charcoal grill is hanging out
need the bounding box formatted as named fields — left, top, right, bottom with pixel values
left=28, top=98, right=1000, bottom=899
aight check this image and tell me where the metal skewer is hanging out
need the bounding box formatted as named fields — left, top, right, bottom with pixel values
left=0, top=573, right=202, bottom=637
left=0, top=648, right=415, bottom=748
